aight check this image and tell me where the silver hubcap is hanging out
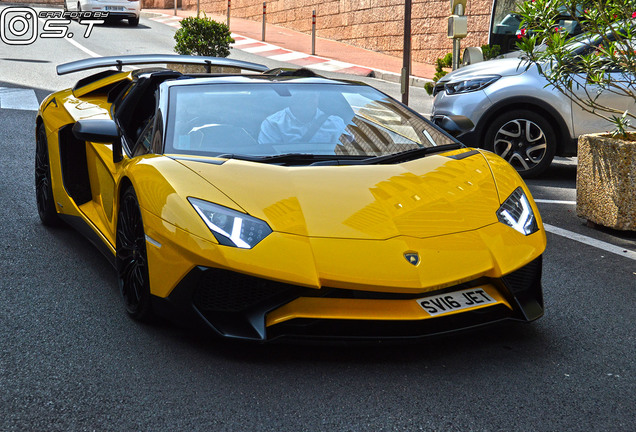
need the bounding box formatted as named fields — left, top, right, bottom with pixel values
left=493, top=119, right=547, bottom=172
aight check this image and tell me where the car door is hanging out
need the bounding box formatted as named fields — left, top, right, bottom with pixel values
left=569, top=71, right=636, bottom=136
left=82, top=135, right=121, bottom=247
left=569, top=36, right=636, bottom=136
left=80, top=78, right=158, bottom=248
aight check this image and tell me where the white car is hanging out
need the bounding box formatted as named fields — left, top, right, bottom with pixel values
left=64, top=0, right=140, bottom=26
left=432, top=30, right=636, bottom=177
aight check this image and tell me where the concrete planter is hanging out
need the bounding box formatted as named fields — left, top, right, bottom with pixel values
left=576, top=133, right=636, bottom=231
left=167, top=63, right=241, bottom=74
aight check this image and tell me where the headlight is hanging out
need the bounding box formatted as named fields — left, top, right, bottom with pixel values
left=189, top=198, right=272, bottom=248
left=496, top=187, right=538, bottom=235
left=445, top=75, right=500, bottom=95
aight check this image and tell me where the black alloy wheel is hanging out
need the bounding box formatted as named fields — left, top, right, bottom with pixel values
left=484, top=109, right=556, bottom=178
left=116, top=187, right=153, bottom=321
left=35, top=123, right=62, bottom=226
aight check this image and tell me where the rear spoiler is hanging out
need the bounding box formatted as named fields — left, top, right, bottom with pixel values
left=57, top=54, right=269, bottom=75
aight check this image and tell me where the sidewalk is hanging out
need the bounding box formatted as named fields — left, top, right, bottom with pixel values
left=142, top=8, right=435, bottom=86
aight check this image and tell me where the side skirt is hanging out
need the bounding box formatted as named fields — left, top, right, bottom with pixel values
left=59, top=213, right=117, bottom=268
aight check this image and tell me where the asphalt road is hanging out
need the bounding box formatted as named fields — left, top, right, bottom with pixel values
left=1, top=7, right=635, bottom=431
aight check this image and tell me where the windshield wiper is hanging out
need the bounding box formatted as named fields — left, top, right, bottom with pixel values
left=216, top=153, right=317, bottom=164
left=217, top=153, right=365, bottom=166
left=358, top=143, right=462, bottom=165
left=216, top=145, right=461, bottom=166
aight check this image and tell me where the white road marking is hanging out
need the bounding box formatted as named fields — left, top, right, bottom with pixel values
left=268, top=51, right=310, bottom=61
left=64, top=35, right=101, bottom=58
left=310, top=60, right=355, bottom=71
left=535, top=199, right=577, bottom=205
left=44, top=22, right=139, bottom=71
left=231, top=38, right=259, bottom=46
left=34, top=16, right=101, bottom=57
left=241, top=44, right=281, bottom=53
left=544, top=223, right=636, bottom=261
left=0, top=87, right=39, bottom=111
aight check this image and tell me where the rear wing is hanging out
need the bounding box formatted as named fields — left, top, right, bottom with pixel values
left=57, top=54, right=269, bottom=75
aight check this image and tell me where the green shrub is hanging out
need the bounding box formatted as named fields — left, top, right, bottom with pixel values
left=174, top=15, right=234, bottom=57
left=481, top=44, right=501, bottom=60
left=425, top=53, right=454, bottom=95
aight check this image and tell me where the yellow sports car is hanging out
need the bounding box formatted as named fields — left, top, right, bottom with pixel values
left=36, top=55, right=546, bottom=341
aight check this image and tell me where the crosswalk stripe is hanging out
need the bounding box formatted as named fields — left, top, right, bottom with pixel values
left=267, top=52, right=309, bottom=62
left=241, top=44, right=281, bottom=53
left=310, top=60, right=358, bottom=72
left=0, top=87, right=39, bottom=111
left=232, top=38, right=258, bottom=46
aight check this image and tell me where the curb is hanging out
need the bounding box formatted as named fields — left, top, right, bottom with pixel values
left=371, top=70, right=432, bottom=89
left=140, top=11, right=163, bottom=18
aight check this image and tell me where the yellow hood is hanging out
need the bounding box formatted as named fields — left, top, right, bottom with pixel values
left=178, top=152, right=500, bottom=240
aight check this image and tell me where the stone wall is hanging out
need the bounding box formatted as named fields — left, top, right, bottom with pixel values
left=180, top=0, right=492, bottom=64
left=1, top=0, right=493, bottom=63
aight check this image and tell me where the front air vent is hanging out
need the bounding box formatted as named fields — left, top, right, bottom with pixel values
left=502, top=256, right=543, bottom=295
left=193, top=269, right=297, bottom=313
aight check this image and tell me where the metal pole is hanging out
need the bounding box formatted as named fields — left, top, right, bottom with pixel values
left=227, top=0, right=231, bottom=28
left=451, top=3, right=464, bottom=70
left=401, top=0, right=412, bottom=105
left=452, top=39, right=460, bottom=70
left=262, top=2, right=266, bottom=41
left=311, top=10, right=316, bottom=55
left=174, top=0, right=177, bottom=16
left=197, top=0, right=200, bottom=18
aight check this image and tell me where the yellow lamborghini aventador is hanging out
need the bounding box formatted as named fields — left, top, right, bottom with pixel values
left=35, top=55, right=546, bottom=341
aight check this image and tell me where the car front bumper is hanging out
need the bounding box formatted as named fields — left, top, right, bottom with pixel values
left=152, top=255, right=544, bottom=342
left=431, top=89, right=494, bottom=148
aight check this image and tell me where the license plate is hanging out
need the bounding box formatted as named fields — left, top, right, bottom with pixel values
left=417, top=288, right=497, bottom=316
left=104, top=6, right=124, bottom=11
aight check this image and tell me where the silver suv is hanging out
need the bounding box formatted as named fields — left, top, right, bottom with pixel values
left=431, top=38, right=635, bottom=177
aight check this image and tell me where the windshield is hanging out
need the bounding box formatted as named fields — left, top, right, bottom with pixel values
left=565, top=22, right=634, bottom=55
left=164, top=82, right=454, bottom=159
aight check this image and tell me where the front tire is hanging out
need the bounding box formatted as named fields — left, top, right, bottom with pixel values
left=35, top=123, right=62, bottom=227
left=484, top=109, right=556, bottom=178
left=116, top=187, right=153, bottom=321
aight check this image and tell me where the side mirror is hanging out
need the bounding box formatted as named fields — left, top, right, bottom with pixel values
left=72, top=119, right=120, bottom=143
left=438, top=115, right=474, bottom=138
left=72, top=119, right=123, bottom=163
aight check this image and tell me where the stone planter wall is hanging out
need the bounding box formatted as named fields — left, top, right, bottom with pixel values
left=576, top=134, right=636, bottom=231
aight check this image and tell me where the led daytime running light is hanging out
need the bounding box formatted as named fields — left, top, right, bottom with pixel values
left=189, top=198, right=272, bottom=249
left=497, top=187, right=538, bottom=235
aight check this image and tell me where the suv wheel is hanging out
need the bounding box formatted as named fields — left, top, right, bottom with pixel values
left=484, top=109, right=556, bottom=178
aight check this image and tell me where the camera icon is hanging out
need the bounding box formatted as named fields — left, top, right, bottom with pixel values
left=1, top=7, right=38, bottom=45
